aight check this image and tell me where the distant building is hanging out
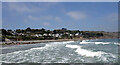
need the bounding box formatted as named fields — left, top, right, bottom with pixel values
left=43, top=33, right=47, bottom=36
left=18, top=33, right=25, bottom=35
left=35, top=34, right=39, bottom=37
left=48, top=34, right=52, bottom=36
left=39, top=34, right=42, bottom=37
left=70, top=34, right=73, bottom=36
left=5, top=38, right=11, bottom=42
left=55, top=34, right=59, bottom=37
left=75, top=33, right=79, bottom=36
left=65, top=32, right=69, bottom=34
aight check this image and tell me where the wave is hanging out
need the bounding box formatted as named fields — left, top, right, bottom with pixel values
left=65, top=44, right=116, bottom=59
left=61, top=41, right=74, bottom=44
left=65, top=44, right=118, bottom=62
left=81, top=39, right=99, bottom=42
left=65, top=44, right=105, bottom=57
left=94, top=42, right=119, bottom=45
left=0, top=41, right=75, bottom=55
left=0, top=40, right=118, bottom=63
left=0, top=41, right=75, bottom=63
left=80, top=41, right=120, bottom=45
left=80, top=40, right=93, bottom=44
left=94, top=42, right=110, bottom=45
left=114, top=43, right=120, bottom=45
left=80, top=41, right=110, bottom=45
left=80, top=42, right=93, bottom=44
left=80, top=39, right=119, bottom=46
left=30, top=41, right=74, bottom=50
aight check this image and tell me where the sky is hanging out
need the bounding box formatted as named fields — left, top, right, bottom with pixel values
left=2, top=2, right=118, bottom=32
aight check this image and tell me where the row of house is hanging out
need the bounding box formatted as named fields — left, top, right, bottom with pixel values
left=11, top=32, right=25, bottom=36
left=8, top=29, right=83, bottom=38
left=33, top=32, right=82, bottom=38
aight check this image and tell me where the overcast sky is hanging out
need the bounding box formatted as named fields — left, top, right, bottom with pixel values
left=2, top=2, right=118, bottom=32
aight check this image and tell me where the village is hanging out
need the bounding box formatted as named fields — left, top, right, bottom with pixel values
left=1, top=27, right=104, bottom=42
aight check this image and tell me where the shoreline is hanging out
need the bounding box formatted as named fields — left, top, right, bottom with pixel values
left=0, top=39, right=81, bottom=46
left=0, top=37, right=118, bottom=46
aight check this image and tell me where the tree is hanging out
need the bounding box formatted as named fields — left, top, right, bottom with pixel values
left=62, top=28, right=67, bottom=30
left=26, top=27, right=31, bottom=31
left=16, top=29, right=22, bottom=33
left=2, top=29, right=11, bottom=35
left=7, top=29, right=12, bottom=32
left=41, top=28, right=45, bottom=31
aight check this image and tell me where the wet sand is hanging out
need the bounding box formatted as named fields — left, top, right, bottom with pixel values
left=0, top=39, right=82, bottom=46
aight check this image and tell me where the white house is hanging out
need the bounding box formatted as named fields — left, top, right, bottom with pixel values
left=55, top=34, right=59, bottom=37
left=48, top=34, right=52, bottom=36
left=39, top=34, right=43, bottom=37
left=75, top=33, right=79, bottom=36
left=65, top=32, right=69, bottom=34
left=70, top=34, right=73, bottom=36
left=43, top=33, right=47, bottom=36
left=18, top=33, right=24, bottom=35
left=35, top=34, right=39, bottom=37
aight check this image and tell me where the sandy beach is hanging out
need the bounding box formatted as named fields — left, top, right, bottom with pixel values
left=0, top=39, right=81, bottom=46
left=0, top=36, right=117, bottom=46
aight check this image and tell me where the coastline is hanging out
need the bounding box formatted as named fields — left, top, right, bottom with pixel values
left=0, top=39, right=81, bottom=46
left=0, top=36, right=118, bottom=46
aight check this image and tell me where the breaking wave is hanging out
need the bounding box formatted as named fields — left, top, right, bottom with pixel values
left=65, top=44, right=117, bottom=62
left=0, top=41, right=75, bottom=63
left=0, top=39, right=118, bottom=63
left=66, top=44, right=106, bottom=57
left=80, top=40, right=119, bottom=45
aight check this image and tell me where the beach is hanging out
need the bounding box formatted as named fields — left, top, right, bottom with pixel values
left=0, top=36, right=117, bottom=46
left=0, top=38, right=85, bottom=46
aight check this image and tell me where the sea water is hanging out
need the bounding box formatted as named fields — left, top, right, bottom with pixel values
left=0, top=39, right=119, bottom=63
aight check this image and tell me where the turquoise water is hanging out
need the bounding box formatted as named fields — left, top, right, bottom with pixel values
left=0, top=39, right=119, bottom=63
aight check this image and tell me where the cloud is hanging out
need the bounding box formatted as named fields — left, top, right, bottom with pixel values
left=106, top=13, right=118, bottom=22
left=27, top=15, right=63, bottom=23
left=42, top=22, right=50, bottom=26
left=28, top=15, right=40, bottom=21
left=7, top=3, right=43, bottom=13
left=27, top=15, right=53, bottom=21
left=55, top=17, right=62, bottom=22
left=6, top=3, right=58, bottom=14
left=67, top=11, right=87, bottom=20
left=44, top=16, right=53, bottom=20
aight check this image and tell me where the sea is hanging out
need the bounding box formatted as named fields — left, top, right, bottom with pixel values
left=0, top=39, right=119, bottom=63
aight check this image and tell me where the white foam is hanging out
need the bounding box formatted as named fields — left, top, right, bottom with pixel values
left=80, top=41, right=111, bottom=45
left=0, top=41, right=75, bottom=56
left=62, top=41, right=74, bottom=44
left=81, top=40, right=89, bottom=42
left=95, top=42, right=110, bottom=45
left=80, top=42, right=93, bottom=44
left=80, top=40, right=93, bottom=44
left=66, top=45, right=106, bottom=57
left=30, top=41, right=74, bottom=50
left=0, top=40, right=117, bottom=63
left=66, top=45, right=80, bottom=48
left=30, top=43, right=52, bottom=50
left=80, top=39, right=112, bottom=45
left=114, top=43, right=120, bottom=45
